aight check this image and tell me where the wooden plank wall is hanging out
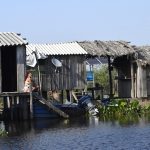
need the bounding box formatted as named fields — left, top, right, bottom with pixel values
left=32, top=55, right=86, bottom=91
left=146, top=66, right=150, bottom=97
left=136, top=63, right=147, bottom=98
left=16, top=46, right=26, bottom=92
left=45, top=55, right=86, bottom=91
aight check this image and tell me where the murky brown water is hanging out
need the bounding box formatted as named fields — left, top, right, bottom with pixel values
left=0, top=116, right=150, bottom=150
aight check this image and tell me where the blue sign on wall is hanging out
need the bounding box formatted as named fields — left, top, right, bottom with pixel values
left=86, top=71, right=94, bottom=81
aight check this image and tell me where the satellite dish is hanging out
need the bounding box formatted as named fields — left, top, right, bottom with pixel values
left=51, top=58, right=62, bottom=67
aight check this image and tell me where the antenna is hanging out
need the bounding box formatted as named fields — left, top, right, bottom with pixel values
left=51, top=58, right=62, bottom=73
left=51, top=58, right=62, bottom=67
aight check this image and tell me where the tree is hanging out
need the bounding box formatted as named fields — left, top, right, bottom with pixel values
left=94, top=65, right=109, bottom=94
left=94, top=64, right=117, bottom=95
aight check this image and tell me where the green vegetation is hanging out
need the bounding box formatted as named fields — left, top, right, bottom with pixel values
left=94, top=65, right=109, bottom=92
left=0, top=98, right=3, bottom=108
left=93, top=64, right=150, bottom=122
left=96, top=99, right=150, bottom=124
left=97, top=99, right=150, bottom=117
left=0, top=128, right=8, bottom=137
left=94, top=64, right=117, bottom=94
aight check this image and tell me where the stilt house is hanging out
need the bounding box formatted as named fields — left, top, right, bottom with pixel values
left=78, top=40, right=136, bottom=98
left=26, top=42, right=87, bottom=99
left=112, top=46, right=150, bottom=99
left=131, top=46, right=150, bottom=99
left=0, top=32, right=27, bottom=93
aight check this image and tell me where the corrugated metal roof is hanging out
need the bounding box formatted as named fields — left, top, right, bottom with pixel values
left=0, top=32, right=28, bottom=47
left=26, top=42, right=87, bottom=55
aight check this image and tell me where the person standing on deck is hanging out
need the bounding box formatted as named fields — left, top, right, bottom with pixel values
left=23, top=72, right=39, bottom=93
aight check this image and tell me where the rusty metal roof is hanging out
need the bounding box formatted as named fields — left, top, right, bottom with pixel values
left=26, top=42, right=87, bottom=55
left=0, top=32, right=28, bottom=47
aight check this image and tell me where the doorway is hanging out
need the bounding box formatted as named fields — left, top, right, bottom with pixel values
left=1, top=46, right=17, bottom=92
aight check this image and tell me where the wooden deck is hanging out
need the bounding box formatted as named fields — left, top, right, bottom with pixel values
left=0, top=92, right=69, bottom=120
left=0, top=92, right=30, bottom=121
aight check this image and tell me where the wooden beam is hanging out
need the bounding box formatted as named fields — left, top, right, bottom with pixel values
left=71, top=91, right=78, bottom=102
left=61, top=90, right=64, bottom=104
left=30, top=89, right=33, bottom=119
left=107, top=56, right=113, bottom=98
left=131, top=62, right=135, bottom=98
left=33, top=51, right=42, bottom=96
left=11, top=96, right=14, bottom=120
left=7, top=96, right=10, bottom=108
left=38, top=97, right=69, bottom=118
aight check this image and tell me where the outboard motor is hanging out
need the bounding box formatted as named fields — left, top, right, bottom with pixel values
left=101, top=98, right=110, bottom=106
left=78, top=95, right=99, bottom=115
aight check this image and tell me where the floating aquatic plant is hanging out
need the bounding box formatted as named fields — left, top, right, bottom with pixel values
left=96, top=98, right=150, bottom=118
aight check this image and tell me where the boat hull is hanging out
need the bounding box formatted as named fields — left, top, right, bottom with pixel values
left=33, top=101, right=86, bottom=119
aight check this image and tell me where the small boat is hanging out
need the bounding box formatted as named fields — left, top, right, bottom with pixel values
left=33, top=95, right=98, bottom=119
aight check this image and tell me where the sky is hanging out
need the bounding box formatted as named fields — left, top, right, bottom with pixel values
left=0, top=0, right=150, bottom=46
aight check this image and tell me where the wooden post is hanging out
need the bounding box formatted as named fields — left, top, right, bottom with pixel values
left=131, top=62, right=135, bottom=98
left=135, top=73, right=137, bottom=98
left=0, top=92, right=32, bottom=120
left=7, top=96, right=11, bottom=120
left=14, top=96, right=18, bottom=120
left=7, top=96, right=10, bottom=108
left=33, top=51, right=42, bottom=96
left=19, top=96, right=23, bottom=120
left=72, top=91, right=78, bottom=102
left=16, top=96, right=19, bottom=104
left=70, top=90, right=72, bottom=103
left=61, top=90, right=64, bottom=104
left=10, top=96, right=14, bottom=121
left=107, top=56, right=113, bottom=98
left=16, top=96, right=21, bottom=120
left=91, top=89, right=94, bottom=100
left=66, top=90, right=70, bottom=101
left=22, top=96, right=28, bottom=120
left=30, top=90, right=33, bottom=120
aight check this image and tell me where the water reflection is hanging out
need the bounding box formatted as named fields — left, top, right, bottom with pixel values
left=0, top=115, right=150, bottom=150
left=0, top=116, right=90, bottom=136
left=1, top=115, right=150, bottom=136
left=98, top=114, right=150, bottom=127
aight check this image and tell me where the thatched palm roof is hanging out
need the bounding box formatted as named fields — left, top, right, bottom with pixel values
left=77, top=40, right=150, bottom=65
left=135, top=46, right=150, bottom=64
left=78, top=40, right=135, bottom=57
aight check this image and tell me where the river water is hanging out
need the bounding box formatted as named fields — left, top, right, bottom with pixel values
left=0, top=115, right=150, bottom=150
